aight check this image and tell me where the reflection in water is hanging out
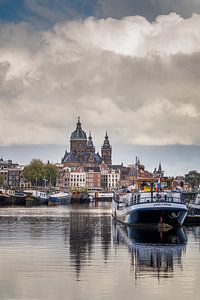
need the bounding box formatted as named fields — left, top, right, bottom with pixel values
left=113, top=223, right=187, bottom=280
left=0, top=207, right=200, bottom=300
left=0, top=207, right=112, bottom=283
left=69, top=211, right=111, bottom=279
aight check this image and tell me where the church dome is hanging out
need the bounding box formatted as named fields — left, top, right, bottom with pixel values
left=70, top=117, right=87, bottom=140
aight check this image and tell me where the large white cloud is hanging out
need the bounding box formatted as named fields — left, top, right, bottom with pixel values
left=0, top=13, right=200, bottom=147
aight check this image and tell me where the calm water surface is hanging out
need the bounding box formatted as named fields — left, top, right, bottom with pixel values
left=0, top=202, right=199, bottom=300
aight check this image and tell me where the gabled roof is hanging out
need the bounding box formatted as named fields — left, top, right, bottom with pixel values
left=62, top=152, right=80, bottom=163
left=84, top=167, right=101, bottom=172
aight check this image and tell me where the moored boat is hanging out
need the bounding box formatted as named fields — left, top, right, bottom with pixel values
left=93, top=191, right=114, bottom=201
left=48, top=191, right=71, bottom=205
left=0, top=192, right=12, bottom=206
left=24, top=190, right=49, bottom=205
left=13, top=191, right=28, bottom=206
left=112, top=177, right=188, bottom=228
left=185, top=192, right=200, bottom=224
left=0, top=189, right=14, bottom=206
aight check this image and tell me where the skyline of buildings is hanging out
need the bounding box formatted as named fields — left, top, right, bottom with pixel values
left=0, top=1, right=200, bottom=179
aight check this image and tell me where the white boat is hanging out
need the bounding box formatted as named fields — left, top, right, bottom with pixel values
left=88, top=191, right=114, bottom=201
left=112, top=177, right=188, bottom=228
left=24, top=189, right=49, bottom=204
left=186, top=193, right=200, bottom=223
left=48, top=191, right=71, bottom=205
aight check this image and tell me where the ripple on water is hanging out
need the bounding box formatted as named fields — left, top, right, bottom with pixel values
left=0, top=206, right=199, bottom=300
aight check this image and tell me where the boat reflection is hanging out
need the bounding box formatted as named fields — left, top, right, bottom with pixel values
left=113, top=223, right=187, bottom=279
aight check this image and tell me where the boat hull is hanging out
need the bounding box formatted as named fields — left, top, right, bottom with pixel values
left=112, top=202, right=188, bottom=227
left=48, top=194, right=71, bottom=205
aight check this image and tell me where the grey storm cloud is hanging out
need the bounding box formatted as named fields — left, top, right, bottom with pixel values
left=0, top=13, right=200, bottom=147
left=98, top=0, right=200, bottom=19
left=20, top=0, right=200, bottom=24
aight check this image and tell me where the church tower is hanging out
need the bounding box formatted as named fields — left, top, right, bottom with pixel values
left=70, top=117, right=87, bottom=161
left=101, top=131, right=112, bottom=166
left=86, top=132, right=95, bottom=155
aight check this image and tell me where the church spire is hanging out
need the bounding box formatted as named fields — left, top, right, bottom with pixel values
left=87, top=131, right=95, bottom=154
left=103, top=131, right=110, bottom=147
left=76, top=116, right=81, bottom=130
left=158, top=161, right=162, bottom=173
left=87, top=131, right=94, bottom=146
left=101, top=131, right=112, bottom=166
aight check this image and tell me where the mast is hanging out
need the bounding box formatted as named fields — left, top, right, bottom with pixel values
left=135, top=156, right=138, bottom=190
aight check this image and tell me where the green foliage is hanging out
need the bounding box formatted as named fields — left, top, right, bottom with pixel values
left=23, top=159, right=58, bottom=187
left=23, top=159, right=44, bottom=186
left=44, top=163, right=58, bottom=187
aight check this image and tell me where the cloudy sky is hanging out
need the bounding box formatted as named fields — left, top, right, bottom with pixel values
left=0, top=0, right=200, bottom=175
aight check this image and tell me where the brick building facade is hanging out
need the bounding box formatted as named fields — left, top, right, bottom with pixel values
left=62, top=118, right=112, bottom=168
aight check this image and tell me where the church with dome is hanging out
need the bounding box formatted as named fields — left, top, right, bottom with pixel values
left=62, top=118, right=112, bottom=168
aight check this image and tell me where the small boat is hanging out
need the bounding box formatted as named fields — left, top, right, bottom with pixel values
left=48, top=191, right=71, bottom=205
left=93, top=191, right=114, bottom=201
left=185, top=193, right=200, bottom=224
left=25, top=190, right=49, bottom=205
left=112, top=177, right=188, bottom=228
left=13, top=191, right=28, bottom=206
left=0, top=189, right=15, bottom=206
left=0, top=191, right=12, bottom=206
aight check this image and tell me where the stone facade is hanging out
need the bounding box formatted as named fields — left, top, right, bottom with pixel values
left=62, top=118, right=112, bottom=168
left=0, top=158, right=22, bottom=187
left=101, top=131, right=112, bottom=166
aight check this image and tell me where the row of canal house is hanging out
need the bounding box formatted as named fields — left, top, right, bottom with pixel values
left=0, top=158, right=32, bottom=189
left=56, top=163, right=120, bottom=191
left=0, top=158, right=22, bottom=188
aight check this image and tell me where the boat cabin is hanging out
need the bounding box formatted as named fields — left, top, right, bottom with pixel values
left=136, top=177, right=173, bottom=192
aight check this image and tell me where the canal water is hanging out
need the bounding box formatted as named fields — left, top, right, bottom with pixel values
left=0, top=203, right=199, bottom=300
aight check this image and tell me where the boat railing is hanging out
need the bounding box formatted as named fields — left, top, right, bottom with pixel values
left=114, top=193, right=185, bottom=209
left=134, top=194, right=184, bottom=205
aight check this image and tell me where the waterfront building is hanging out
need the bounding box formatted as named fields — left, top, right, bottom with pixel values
left=153, top=161, right=164, bottom=177
left=56, top=166, right=102, bottom=190
left=128, top=157, right=154, bottom=182
left=0, top=158, right=22, bottom=188
left=56, top=166, right=86, bottom=190
left=100, top=163, right=120, bottom=190
left=185, top=170, right=200, bottom=190
left=85, top=167, right=101, bottom=190
left=19, top=174, right=32, bottom=189
left=56, top=165, right=70, bottom=190
left=8, top=168, right=21, bottom=188
left=111, top=163, right=131, bottom=187
left=69, top=168, right=86, bottom=189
